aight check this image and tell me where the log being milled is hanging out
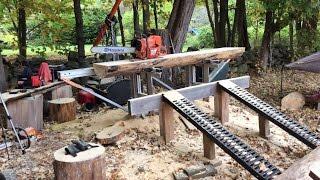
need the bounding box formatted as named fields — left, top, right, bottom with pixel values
left=93, top=47, right=245, bottom=78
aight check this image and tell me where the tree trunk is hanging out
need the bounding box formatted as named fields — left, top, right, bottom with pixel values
left=259, top=10, right=274, bottom=69
left=142, top=0, right=150, bottom=34
left=118, top=8, right=126, bottom=47
left=133, top=0, right=140, bottom=36
left=204, top=0, right=216, bottom=47
left=18, top=1, right=27, bottom=60
left=167, top=0, right=195, bottom=53
left=0, top=56, right=7, bottom=93
left=73, top=0, right=85, bottom=64
left=218, top=0, right=228, bottom=47
left=153, top=0, right=159, bottom=29
left=289, top=20, right=294, bottom=58
left=235, top=0, right=250, bottom=50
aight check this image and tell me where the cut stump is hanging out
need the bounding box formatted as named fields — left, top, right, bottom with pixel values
left=49, top=98, right=76, bottom=123
left=95, top=125, right=125, bottom=145
left=53, top=143, right=105, bottom=180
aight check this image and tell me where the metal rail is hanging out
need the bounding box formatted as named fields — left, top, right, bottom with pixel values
left=218, top=80, right=320, bottom=149
left=163, top=91, right=281, bottom=180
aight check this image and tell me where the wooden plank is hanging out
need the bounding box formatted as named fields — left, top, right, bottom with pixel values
left=214, top=87, right=230, bottom=124
left=129, top=76, right=250, bottom=116
left=1, top=81, right=64, bottom=103
left=259, top=115, right=270, bottom=139
left=203, top=134, right=216, bottom=160
left=159, top=101, right=175, bottom=144
left=276, top=147, right=320, bottom=180
left=93, top=48, right=245, bottom=77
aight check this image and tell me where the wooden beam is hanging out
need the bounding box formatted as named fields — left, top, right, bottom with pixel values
left=203, top=134, right=215, bottom=160
left=129, top=76, right=250, bottom=116
left=259, top=115, right=270, bottom=139
left=276, top=147, right=320, bottom=180
left=214, top=86, right=230, bottom=124
left=1, top=81, right=64, bottom=103
left=93, top=48, right=245, bottom=77
left=159, top=101, right=175, bottom=144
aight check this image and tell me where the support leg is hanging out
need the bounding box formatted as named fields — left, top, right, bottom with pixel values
left=259, top=115, right=270, bottom=139
left=203, top=134, right=215, bottom=160
left=185, top=65, right=194, bottom=87
left=159, top=101, right=174, bottom=144
left=214, top=87, right=230, bottom=124
left=130, top=74, right=138, bottom=98
left=202, top=63, right=210, bottom=101
left=146, top=72, right=154, bottom=95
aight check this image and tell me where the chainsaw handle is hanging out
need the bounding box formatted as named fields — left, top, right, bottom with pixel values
left=93, top=0, right=122, bottom=46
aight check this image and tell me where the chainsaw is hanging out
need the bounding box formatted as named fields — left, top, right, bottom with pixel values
left=91, top=35, right=167, bottom=60
left=92, top=0, right=166, bottom=60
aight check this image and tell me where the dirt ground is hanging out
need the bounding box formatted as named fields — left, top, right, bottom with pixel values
left=0, top=69, right=319, bottom=179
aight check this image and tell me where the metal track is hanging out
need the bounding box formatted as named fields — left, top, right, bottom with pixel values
left=163, top=91, right=281, bottom=180
left=218, top=80, right=320, bottom=149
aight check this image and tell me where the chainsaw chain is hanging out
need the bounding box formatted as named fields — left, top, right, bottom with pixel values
left=218, top=80, right=320, bottom=149
left=163, top=94, right=281, bottom=180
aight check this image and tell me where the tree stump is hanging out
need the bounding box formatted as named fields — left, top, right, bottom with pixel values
left=95, top=125, right=125, bottom=145
left=53, top=143, right=106, bottom=180
left=49, top=98, right=76, bottom=123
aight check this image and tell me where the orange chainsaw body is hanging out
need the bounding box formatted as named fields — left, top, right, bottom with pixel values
left=134, top=35, right=167, bottom=60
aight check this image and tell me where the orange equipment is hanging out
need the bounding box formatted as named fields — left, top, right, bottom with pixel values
left=93, top=0, right=122, bottom=46
left=132, top=35, right=167, bottom=59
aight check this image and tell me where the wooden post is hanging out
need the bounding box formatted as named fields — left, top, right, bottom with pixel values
left=53, top=143, right=106, bottom=180
left=214, top=87, right=230, bottom=124
left=185, top=65, right=194, bottom=86
left=130, top=74, right=138, bottom=98
left=259, top=115, right=270, bottom=139
left=202, top=62, right=210, bottom=101
left=146, top=72, right=154, bottom=95
left=159, top=101, right=174, bottom=144
left=137, top=74, right=142, bottom=95
left=203, top=134, right=215, bottom=159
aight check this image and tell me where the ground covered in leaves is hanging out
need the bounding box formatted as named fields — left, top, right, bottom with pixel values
left=0, top=69, right=319, bottom=179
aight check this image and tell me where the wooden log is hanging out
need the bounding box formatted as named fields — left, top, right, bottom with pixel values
left=203, top=134, right=215, bottom=160
left=159, top=101, right=175, bottom=144
left=259, top=115, right=270, bottom=139
left=214, top=86, right=230, bottom=124
left=95, top=125, right=124, bottom=145
left=276, top=147, right=320, bottom=180
left=49, top=98, right=76, bottom=123
left=53, top=143, right=106, bottom=180
left=6, top=94, right=43, bottom=130
left=129, top=76, right=250, bottom=116
left=93, top=48, right=245, bottom=78
left=49, top=85, right=73, bottom=100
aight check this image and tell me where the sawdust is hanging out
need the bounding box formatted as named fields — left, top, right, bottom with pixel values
left=1, top=70, right=319, bottom=179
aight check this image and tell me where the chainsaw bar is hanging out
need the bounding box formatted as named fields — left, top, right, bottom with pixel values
left=91, top=46, right=136, bottom=54
left=162, top=91, right=281, bottom=180
left=218, top=80, right=320, bottom=149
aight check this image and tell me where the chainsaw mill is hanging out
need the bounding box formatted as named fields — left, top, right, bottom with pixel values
left=92, top=0, right=167, bottom=60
